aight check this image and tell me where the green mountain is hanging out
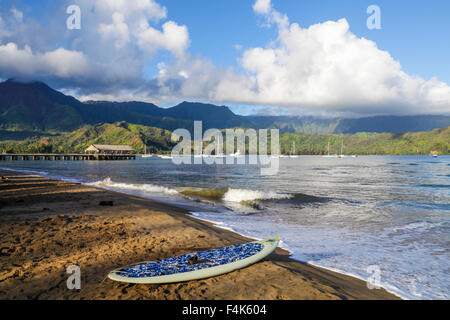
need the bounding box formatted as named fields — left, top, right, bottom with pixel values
left=247, top=115, right=340, bottom=135
left=164, top=101, right=254, bottom=129
left=0, top=80, right=255, bottom=135
left=0, top=79, right=85, bottom=132
left=0, top=122, right=175, bottom=154
left=279, top=126, right=450, bottom=155
left=334, top=115, right=450, bottom=134
left=0, top=79, right=193, bottom=133
left=1, top=79, right=449, bottom=139
left=248, top=114, right=450, bottom=135
left=83, top=100, right=162, bottom=116
left=83, top=100, right=254, bottom=129
left=1, top=121, right=448, bottom=155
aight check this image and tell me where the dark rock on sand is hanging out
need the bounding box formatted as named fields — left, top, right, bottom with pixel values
left=99, top=201, right=114, bottom=206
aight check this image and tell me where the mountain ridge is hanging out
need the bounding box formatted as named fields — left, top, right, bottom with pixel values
left=1, top=80, right=449, bottom=136
left=1, top=121, right=448, bottom=155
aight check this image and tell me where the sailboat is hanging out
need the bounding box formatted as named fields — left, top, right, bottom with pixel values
left=142, top=145, right=153, bottom=158
left=338, top=139, right=345, bottom=158
left=289, top=141, right=299, bottom=158
left=229, top=150, right=243, bottom=158
left=158, top=154, right=173, bottom=159
left=323, top=141, right=338, bottom=158
left=213, top=150, right=225, bottom=158
left=338, top=139, right=358, bottom=158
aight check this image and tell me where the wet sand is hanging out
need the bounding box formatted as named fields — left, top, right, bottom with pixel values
left=0, top=169, right=400, bottom=300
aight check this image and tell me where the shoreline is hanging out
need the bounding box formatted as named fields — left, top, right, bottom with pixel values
left=188, top=211, right=410, bottom=300
left=0, top=168, right=400, bottom=300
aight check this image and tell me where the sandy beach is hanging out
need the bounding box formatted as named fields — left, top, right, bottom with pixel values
left=0, top=169, right=399, bottom=300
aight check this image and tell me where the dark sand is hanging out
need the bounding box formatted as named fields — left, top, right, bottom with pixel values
left=0, top=169, right=399, bottom=300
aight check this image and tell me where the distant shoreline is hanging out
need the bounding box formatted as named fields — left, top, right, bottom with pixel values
left=1, top=120, right=449, bottom=157
left=0, top=168, right=400, bottom=300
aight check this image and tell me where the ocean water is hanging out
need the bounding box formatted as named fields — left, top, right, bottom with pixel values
left=2, top=155, right=449, bottom=299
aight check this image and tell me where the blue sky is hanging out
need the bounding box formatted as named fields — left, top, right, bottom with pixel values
left=157, top=0, right=450, bottom=83
left=0, top=0, right=449, bottom=116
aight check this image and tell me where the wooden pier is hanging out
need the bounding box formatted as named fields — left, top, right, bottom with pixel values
left=0, top=153, right=136, bottom=161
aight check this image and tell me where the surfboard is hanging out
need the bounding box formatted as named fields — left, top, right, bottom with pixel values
left=107, top=237, right=279, bottom=284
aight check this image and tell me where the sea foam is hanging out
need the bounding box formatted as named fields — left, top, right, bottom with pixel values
left=87, top=177, right=178, bottom=195
left=223, top=188, right=292, bottom=203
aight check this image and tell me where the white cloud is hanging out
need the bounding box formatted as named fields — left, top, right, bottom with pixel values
left=96, top=0, right=449, bottom=116
left=99, top=12, right=130, bottom=49
left=252, top=0, right=271, bottom=15
left=0, top=0, right=190, bottom=89
left=178, top=71, right=189, bottom=79
left=0, top=43, right=89, bottom=78
left=82, top=0, right=190, bottom=59
left=203, top=0, right=450, bottom=115
left=93, top=0, right=167, bottom=22
left=137, top=20, right=190, bottom=58
left=253, top=0, right=288, bottom=29
left=0, top=0, right=448, bottom=116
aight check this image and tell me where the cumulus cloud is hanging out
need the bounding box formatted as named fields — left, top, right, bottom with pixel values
left=93, top=0, right=167, bottom=22
left=177, top=0, right=447, bottom=116
left=0, top=0, right=191, bottom=92
left=0, top=43, right=89, bottom=78
left=137, top=20, right=190, bottom=58
left=90, top=0, right=188, bottom=57
left=0, top=0, right=448, bottom=116
left=125, top=0, right=450, bottom=115
left=98, top=13, right=130, bottom=49
left=223, top=0, right=450, bottom=115
left=252, top=0, right=271, bottom=14
left=76, top=0, right=190, bottom=61
left=253, top=0, right=288, bottom=29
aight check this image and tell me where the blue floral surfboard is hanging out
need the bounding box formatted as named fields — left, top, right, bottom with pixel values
left=107, top=238, right=279, bottom=284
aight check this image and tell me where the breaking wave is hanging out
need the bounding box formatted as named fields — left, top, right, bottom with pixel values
left=223, top=188, right=292, bottom=203
left=178, top=187, right=324, bottom=204
left=87, top=177, right=178, bottom=195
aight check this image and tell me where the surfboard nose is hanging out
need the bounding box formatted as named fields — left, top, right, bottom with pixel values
left=262, top=237, right=280, bottom=246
